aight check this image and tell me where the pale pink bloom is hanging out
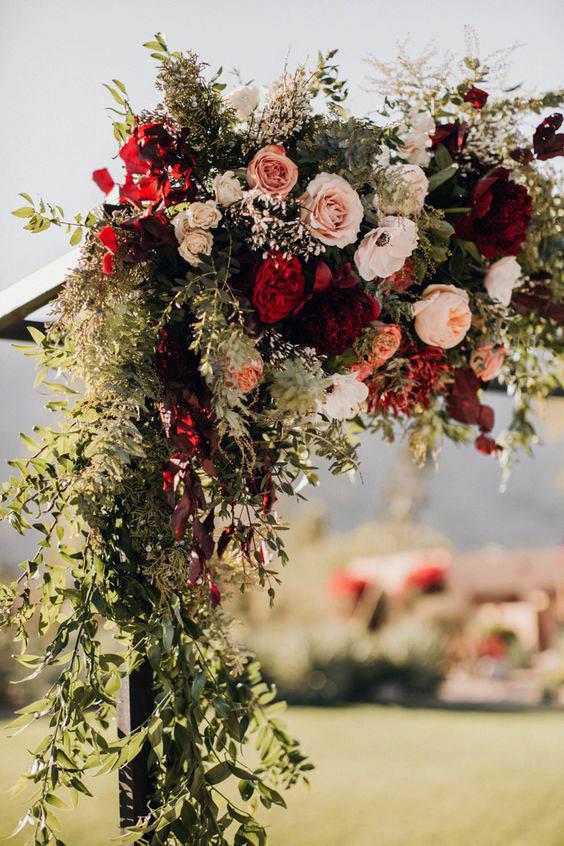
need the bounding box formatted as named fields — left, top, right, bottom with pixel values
left=300, top=172, right=364, bottom=248
left=484, top=256, right=521, bottom=306
left=354, top=216, right=418, bottom=280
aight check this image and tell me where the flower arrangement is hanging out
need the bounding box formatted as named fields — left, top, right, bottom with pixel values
left=2, top=31, right=562, bottom=845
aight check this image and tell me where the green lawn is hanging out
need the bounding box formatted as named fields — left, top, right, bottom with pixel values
left=2, top=707, right=564, bottom=845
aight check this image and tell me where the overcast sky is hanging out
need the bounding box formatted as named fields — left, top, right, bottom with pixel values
left=0, top=0, right=563, bottom=563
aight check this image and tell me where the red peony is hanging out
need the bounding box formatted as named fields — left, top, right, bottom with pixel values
left=252, top=254, right=306, bottom=324
left=456, top=167, right=532, bottom=259
left=368, top=343, right=450, bottom=416
left=297, top=285, right=380, bottom=355
left=463, top=86, right=488, bottom=109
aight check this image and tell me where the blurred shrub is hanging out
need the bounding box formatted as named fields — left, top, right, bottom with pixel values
left=248, top=617, right=447, bottom=706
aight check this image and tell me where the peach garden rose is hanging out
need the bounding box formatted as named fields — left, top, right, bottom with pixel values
left=412, top=284, right=472, bottom=349
left=470, top=341, right=506, bottom=382
left=247, top=145, right=298, bottom=197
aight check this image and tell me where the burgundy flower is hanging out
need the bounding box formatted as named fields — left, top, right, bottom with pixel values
left=455, top=167, right=532, bottom=259
left=511, top=282, right=564, bottom=323
left=431, top=121, right=469, bottom=157
left=368, top=343, right=450, bottom=416
left=533, top=113, right=564, bottom=161
left=463, top=86, right=488, bottom=109
left=445, top=367, right=498, bottom=456
left=252, top=253, right=306, bottom=323
left=297, top=285, right=380, bottom=355
left=117, top=122, right=194, bottom=207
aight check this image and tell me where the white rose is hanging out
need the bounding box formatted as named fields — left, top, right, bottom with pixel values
left=375, top=164, right=429, bottom=216
left=224, top=85, right=260, bottom=121
left=213, top=171, right=244, bottom=207
left=172, top=202, right=221, bottom=242
left=484, top=256, right=522, bottom=306
left=354, top=216, right=418, bottom=280
left=318, top=373, right=369, bottom=421
left=397, top=108, right=435, bottom=167
left=178, top=228, right=213, bottom=266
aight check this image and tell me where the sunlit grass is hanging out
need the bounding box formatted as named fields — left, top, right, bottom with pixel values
left=2, top=706, right=564, bottom=845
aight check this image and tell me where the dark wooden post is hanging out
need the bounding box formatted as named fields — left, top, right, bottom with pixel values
left=117, top=659, right=155, bottom=832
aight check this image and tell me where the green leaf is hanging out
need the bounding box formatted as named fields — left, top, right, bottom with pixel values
left=428, top=163, right=458, bottom=192
left=206, top=762, right=231, bottom=785
left=12, top=206, right=35, bottom=218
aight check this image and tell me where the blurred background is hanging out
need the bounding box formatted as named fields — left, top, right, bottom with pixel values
left=1, top=1, right=563, bottom=844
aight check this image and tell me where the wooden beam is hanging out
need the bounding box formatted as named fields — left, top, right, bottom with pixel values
left=0, top=250, right=79, bottom=336
left=117, top=659, right=155, bottom=832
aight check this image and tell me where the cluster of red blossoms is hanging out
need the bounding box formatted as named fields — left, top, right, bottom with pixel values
left=251, top=255, right=380, bottom=355
left=94, top=121, right=195, bottom=272
left=367, top=343, right=451, bottom=417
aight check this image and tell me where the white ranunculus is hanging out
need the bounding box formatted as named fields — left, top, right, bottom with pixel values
left=318, top=373, right=369, bottom=421
left=354, top=216, right=418, bottom=280
left=213, top=171, right=244, bottom=207
left=483, top=256, right=522, bottom=306
left=178, top=228, right=213, bottom=266
left=397, top=108, right=435, bottom=167
left=375, top=164, right=429, bottom=216
left=224, top=85, right=260, bottom=121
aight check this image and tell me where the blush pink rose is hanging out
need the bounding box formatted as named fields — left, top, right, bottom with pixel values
left=368, top=322, right=402, bottom=367
left=412, top=284, right=472, bottom=349
left=470, top=341, right=506, bottom=382
left=246, top=145, right=298, bottom=197
left=228, top=358, right=264, bottom=393
left=300, top=172, right=364, bottom=248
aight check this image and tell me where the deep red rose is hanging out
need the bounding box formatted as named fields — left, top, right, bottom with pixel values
left=455, top=167, right=532, bottom=259
left=463, top=86, right=488, bottom=109
left=297, top=285, right=380, bottom=355
left=432, top=121, right=469, bottom=157
left=252, top=254, right=306, bottom=324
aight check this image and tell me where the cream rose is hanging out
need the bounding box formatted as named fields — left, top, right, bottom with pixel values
left=354, top=216, right=418, bottom=280
left=173, top=202, right=221, bottom=242
left=319, top=373, right=369, bottom=420
left=470, top=341, right=506, bottom=382
left=300, top=172, right=364, bottom=248
left=213, top=171, right=243, bottom=207
left=224, top=85, right=260, bottom=121
left=484, top=256, right=521, bottom=306
left=397, top=108, right=435, bottom=167
left=412, top=284, right=472, bottom=349
left=178, top=228, right=213, bottom=266
left=246, top=145, right=298, bottom=197
left=376, top=164, right=429, bottom=216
